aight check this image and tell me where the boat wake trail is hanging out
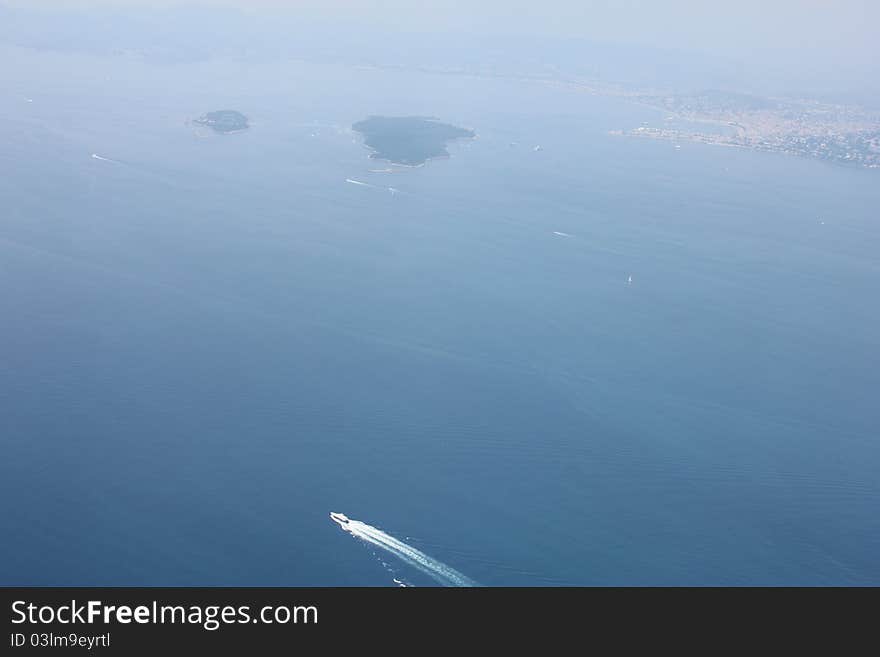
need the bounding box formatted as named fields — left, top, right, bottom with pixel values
left=345, top=178, right=373, bottom=187
left=91, top=153, right=122, bottom=164
left=330, top=512, right=477, bottom=587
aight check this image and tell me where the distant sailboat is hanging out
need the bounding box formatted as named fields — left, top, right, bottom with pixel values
left=627, top=275, right=633, bottom=285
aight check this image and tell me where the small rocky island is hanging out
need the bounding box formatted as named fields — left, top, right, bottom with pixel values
left=352, top=116, right=475, bottom=166
left=194, top=110, right=249, bottom=134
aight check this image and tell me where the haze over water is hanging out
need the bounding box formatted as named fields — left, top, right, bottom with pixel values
left=1, top=45, right=878, bottom=586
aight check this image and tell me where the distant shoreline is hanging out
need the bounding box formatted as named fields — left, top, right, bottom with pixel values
left=611, top=127, right=880, bottom=169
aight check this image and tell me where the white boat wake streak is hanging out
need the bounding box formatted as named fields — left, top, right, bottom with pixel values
left=330, top=512, right=477, bottom=587
left=91, top=153, right=122, bottom=164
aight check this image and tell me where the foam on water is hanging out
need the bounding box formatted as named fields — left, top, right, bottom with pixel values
left=91, top=153, right=121, bottom=164
left=330, top=512, right=477, bottom=587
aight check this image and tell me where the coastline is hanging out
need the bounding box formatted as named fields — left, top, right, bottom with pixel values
left=190, top=115, right=251, bottom=136
left=611, top=128, right=880, bottom=169
left=358, top=132, right=477, bottom=169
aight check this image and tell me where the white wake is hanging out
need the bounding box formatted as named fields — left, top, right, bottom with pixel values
left=91, top=153, right=120, bottom=164
left=345, top=178, right=372, bottom=187
left=330, top=512, right=477, bottom=587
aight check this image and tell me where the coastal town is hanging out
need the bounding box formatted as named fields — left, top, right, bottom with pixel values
left=612, top=90, right=880, bottom=168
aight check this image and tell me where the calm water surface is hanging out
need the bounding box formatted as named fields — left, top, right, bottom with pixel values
left=1, top=49, right=878, bottom=585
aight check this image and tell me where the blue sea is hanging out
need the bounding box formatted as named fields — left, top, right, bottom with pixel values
left=1, top=47, right=878, bottom=586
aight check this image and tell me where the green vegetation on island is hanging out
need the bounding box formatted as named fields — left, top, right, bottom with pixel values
left=194, top=110, right=249, bottom=134
left=352, top=116, right=475, bottom=166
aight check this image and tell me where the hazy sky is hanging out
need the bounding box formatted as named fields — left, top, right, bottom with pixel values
left=7, top=0, right=878, bottom=59
left=4, top=0, right=878, bottom=95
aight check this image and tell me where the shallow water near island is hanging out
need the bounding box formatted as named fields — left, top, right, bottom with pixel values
left=1, top=49, right=879, bottom=585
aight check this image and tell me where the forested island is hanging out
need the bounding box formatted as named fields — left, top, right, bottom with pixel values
left=194, top=110, right=249, bottom=134
left=352, top=116, right=475, bottom=166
